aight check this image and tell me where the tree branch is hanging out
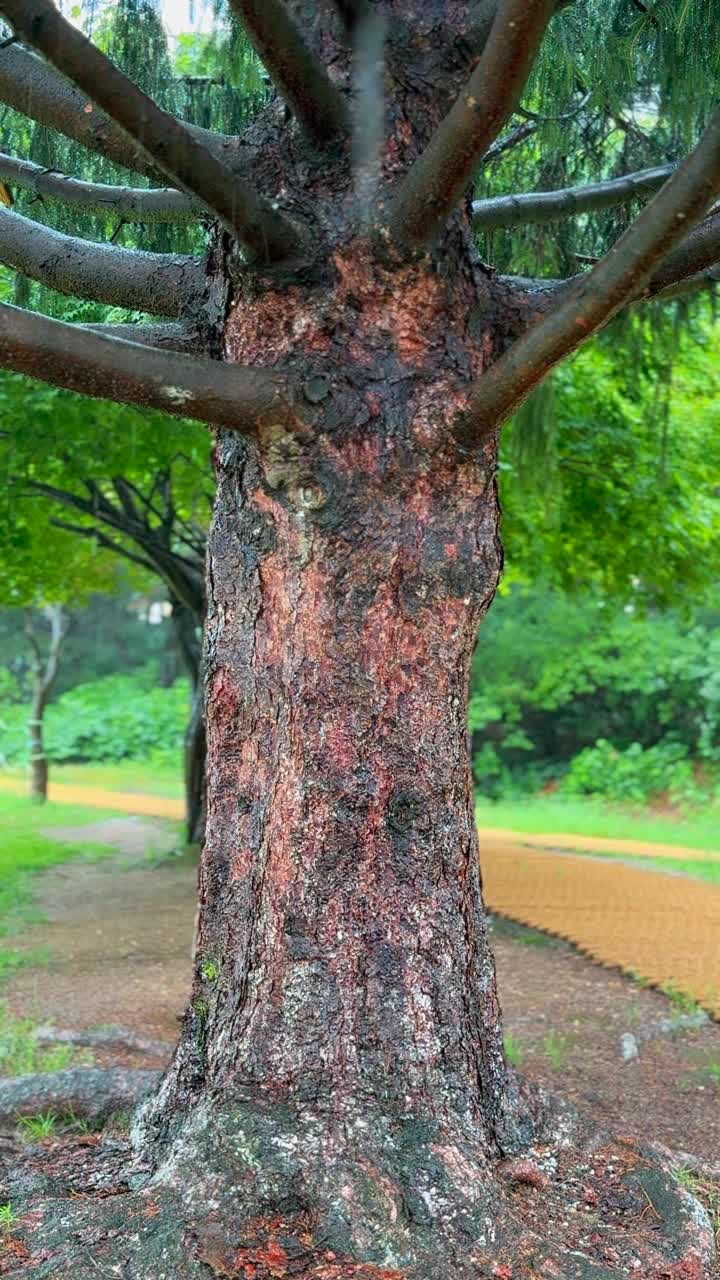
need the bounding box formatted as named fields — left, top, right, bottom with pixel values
left=639, top=207, right=720, bottom=299
left=0, top=43, right=241, bottom=180
left=352, top=8, right=387, bottom=223
left=457, top=108, right=720, bottom=444
left=0, top=2, right=301, bottom=261
left=471, top=164, right=675, bottom=229
left=229, top=0, right=349, bottom=144
left=386, top=0, right=558, bottom=253
left=82, top=323, right=207, bottom=355
left=0, top=206, right=204, bottom=317
left=0, top=152, right=200, bottom=223
left=0, top=303, right=297, bottom=432
left=332, top=0, right=371, bottom=32
left=50, top=516, right=157, bottom=576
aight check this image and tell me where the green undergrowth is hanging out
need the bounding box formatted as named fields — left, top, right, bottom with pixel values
left=0, top=1001, right=93, bottom=1077
left=475, top=795, right=720, bottom=853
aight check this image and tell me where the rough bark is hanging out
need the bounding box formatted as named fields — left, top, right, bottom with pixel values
left=0, top=5, right=716, bottom=1278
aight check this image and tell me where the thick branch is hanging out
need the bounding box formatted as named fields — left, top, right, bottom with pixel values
left=386, top=0, right=558, bottom=252
left=471, top=164, right=675, bottom=230
left=332, top=0, right=371, bottom=31
left=0, top=2, right=301, bottom=261
left=0, top=44, right=241, bottom=180
left=0, top=206, right=204, bottom=316
left=229, top=0, right=349, bottom=144
left=82, top=323, right=207, bottom=355
left=640, top=207, right=720, bottom=298
left=0, top=303, right=297, bottom=432
left=458, top=109, right=720, bottom=443
left=0, top=152, right=200, bottom=223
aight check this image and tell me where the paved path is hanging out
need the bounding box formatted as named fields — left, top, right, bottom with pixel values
left=481, top=837, right=720, bottom=1017
left=0, top=776, right=184, bottom=820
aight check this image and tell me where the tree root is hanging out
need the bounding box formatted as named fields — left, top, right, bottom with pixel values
left=0, top=1086, right=715, bottom=1279
left=0, top=1068, right=160, bottom=1128
left=33, top=1025, right=173, bottom=1059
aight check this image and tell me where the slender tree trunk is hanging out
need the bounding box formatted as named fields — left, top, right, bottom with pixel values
left=170, top=597, right=207, bottom=846
left=25, top=604, right=67, bottom=803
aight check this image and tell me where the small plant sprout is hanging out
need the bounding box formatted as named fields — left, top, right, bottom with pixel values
left=503, top=1033, right=524, bottom=1068
left=543, top=1031, right=572, bottom=1071
left=18, top=1111, right=58, bottom=1142
left=0, top=1202, right=16, bottom=1233
left=201, top=959, right=219, bottom=983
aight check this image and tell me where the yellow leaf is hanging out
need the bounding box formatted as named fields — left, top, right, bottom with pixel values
left=0, top=183, right=13, bottom=208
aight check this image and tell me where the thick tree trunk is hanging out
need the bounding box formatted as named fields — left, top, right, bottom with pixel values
left=129, top=233, right=554, bottom=1273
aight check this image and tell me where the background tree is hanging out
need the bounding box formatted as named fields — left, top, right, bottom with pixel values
left=0, top=0, right=718, bottom=1274
left=23, top=602, right=68, bottom=801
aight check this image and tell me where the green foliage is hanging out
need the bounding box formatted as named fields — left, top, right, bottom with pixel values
left=543, top=1030, right=572, bottom=1071
left=562, top=739, right=697, bottom=804
left=499, top=321, right=720, bottom=605
left=470, top=585, right=720, bottom=800
left=17, top=1112, right=58, bottom=1142
left=0, top=1001, right=94, bottom=1078
left=0, top=668, right=190, bottom=765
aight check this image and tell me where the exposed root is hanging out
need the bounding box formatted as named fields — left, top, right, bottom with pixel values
left=0, top=1087, right=715, bottom=1279
left=0, top=1068, right=160, bottom=1129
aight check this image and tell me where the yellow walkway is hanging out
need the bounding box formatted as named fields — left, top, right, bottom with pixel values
left=478, top=825, right=720, bottom=862
left=4, top=775, right=718, bottom=1013
left=481, top=837, right=720, bottom=1017
left=0, top=776, right=184, bottom=820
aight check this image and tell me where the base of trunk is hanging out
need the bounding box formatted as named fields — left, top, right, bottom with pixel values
left=4, top=1084, right=714, bottom=1279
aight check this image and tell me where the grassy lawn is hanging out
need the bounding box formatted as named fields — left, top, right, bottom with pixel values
left=475, top=794, right=720, bottom=853
left=0, top=793, right=120, bottom=979
left=2, top=758, right=183, bottom=798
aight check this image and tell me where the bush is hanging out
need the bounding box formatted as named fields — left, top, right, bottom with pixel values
left=561, top=738, right=700, bottom=804
left=0, top=668, right=190, bottom=765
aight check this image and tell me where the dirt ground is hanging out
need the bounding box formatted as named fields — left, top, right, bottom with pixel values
left=4, top=816, right=720, bottom=1168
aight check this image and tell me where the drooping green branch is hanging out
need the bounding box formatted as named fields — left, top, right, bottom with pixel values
left=385, top=0, right=558, bottom=253
left=229, top=0, right=349, bottom=144
left=0, top=206, right=205, bottom=317
left=0, top=303, right=296, bottom=432
left=0, top=153, right=200, bottom=224
left=457, top=108, right=720, bottom=445
left=471, top=164, right=676, bottom=230
left=0, top=1, right=301, bottom=261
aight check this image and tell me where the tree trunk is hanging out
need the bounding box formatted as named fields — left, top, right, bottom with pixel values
left=170, top=597, right=207, bottom=846
left=25, top=604, right=67, bottom=803
left=131, top=228, right=552, bottom=1273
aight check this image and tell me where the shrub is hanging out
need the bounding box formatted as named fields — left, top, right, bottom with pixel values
left=561, top=738, right=699, bottom=804
left=0, top=668, right=190, bottom=765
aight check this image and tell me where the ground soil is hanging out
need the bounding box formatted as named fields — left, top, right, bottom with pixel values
left=4, top=816, right=720, bottom=1166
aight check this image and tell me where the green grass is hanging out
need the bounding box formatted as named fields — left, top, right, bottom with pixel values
left=4, top=758, right=183, bottom=798
left=0, top=1001, right=93, bottom=1077
left=543, top=1030, right=572, bottom=1071
left=476, top=794, right=720, bottom=853
left=503, top=1032, right=524, bottom=1067
left=0, top=793, right=120, bottom=977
